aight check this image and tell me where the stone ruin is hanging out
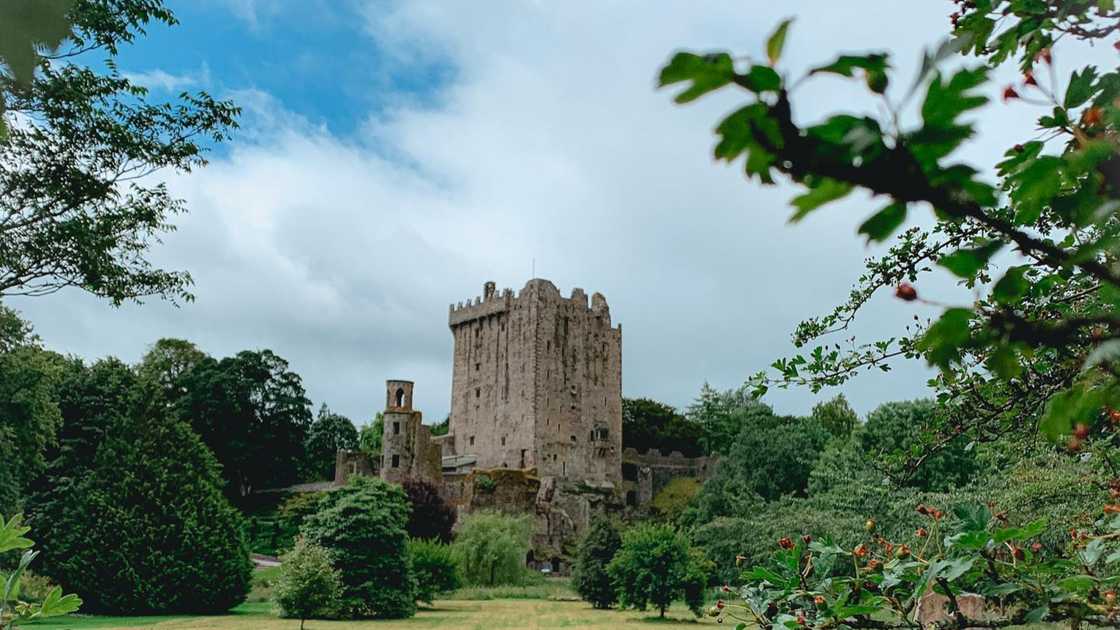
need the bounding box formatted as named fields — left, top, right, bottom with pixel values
left=335, top=279, right=715, bottom=572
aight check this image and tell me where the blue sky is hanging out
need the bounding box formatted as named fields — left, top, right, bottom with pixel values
left=13, top=1, right=1113, bottom=427
left=117, top=1, right=452, bottom=139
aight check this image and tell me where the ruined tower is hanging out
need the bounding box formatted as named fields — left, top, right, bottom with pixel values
left=447, top=279, right=623, bottom=487
left=380, top=379, right=441, bottom=486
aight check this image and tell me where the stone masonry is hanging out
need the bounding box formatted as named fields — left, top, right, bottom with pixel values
left=447, top=279, right=623, bottom=485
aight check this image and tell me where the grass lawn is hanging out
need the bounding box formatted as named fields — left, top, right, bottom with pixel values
left=26, top=599, right=713, bottom=629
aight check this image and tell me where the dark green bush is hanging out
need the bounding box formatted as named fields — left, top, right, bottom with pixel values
left=572, top=516, right=621, bottom=609
left=30, top=396, right=252, bottom=614
left=402, top=479, right=455, bottom=543
left=409, top=539, right=461, bottom=604
left=301, top=476, right=415, bottom=619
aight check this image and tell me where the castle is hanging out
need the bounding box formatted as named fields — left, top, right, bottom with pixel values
left=335, top=279, right=713, bottom=570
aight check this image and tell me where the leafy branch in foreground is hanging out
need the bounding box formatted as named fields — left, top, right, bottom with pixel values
left=659, top=3, right=1120, bottom=470
left=0, top=513, right=81, bottom=630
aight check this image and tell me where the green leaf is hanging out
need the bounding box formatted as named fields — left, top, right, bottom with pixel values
left=811, top=54, right=889, bottom=78
left=1011, top=156, right=1063, bottom=225
left=953, top=504, right=991, bottom=532
left=940, top=557, right=974, bottom=581
left=984, top=583, right=1021, bottom=596
left=986, top=344, right=1022, bottom=379
left=922, top=67, right=989, bottom=128
left=38, top=586, right=83, bottom=617
left=919, top=308, right=974, bottom=370
left=1025, top=606, right=1048, bottom=623
left=1064, top=66, right=1098, bottom=109
left=659, top=52, right=736, bottom=103
left=938, top=241, right=1003, bottom=278
left=766, top=19, right=793, bottom=66
left=1039, top=381, right=1108, bottom=441
left=1080, top=538, right=1106, bottom=567
left=742, top=65, right=782, bottom=92
left=858, top=203, right=907, bottom=243
left=0, top=513, right=33, bottom=554
left=1058, top=575, right=1096, bottom=593
left=790, top=178, right=853, bottom=222
left=992, top=266, right=1030, bottom=305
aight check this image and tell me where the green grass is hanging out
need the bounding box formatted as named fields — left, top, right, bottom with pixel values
left=25, top=596, right=711, bottom=629
left=442, top=578, right=578, bottom=601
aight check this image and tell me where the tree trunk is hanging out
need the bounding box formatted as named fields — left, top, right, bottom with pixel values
left=660, top=605, right=666, bottom=618
left=300, top=617, right=306, bottom=630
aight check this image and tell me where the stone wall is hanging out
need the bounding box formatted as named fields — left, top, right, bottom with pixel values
left=380, top=381, right=443, bottom=487
left=620, top=448, right=717, bottom=507
left=334, top=449, right=376, bottom=485
left=447, top=279, right=622, bottom=486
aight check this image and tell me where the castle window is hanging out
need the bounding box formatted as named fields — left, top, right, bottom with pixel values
left=391, top=454, right=400, bottom=468
left=475, top=362, right=480, bottom=371
left=394, top=387, right=405, bottom=408
left=469, top=436, right=475, bottom=446
left=626, top=491, right=637, bottom=506
left=393, top=422, right=400, bottom=435
left=475, top=388, right=480, bottom=398
left=501, top=436, right=506, bottom=446
left=570, top=435, right=577, bottom=443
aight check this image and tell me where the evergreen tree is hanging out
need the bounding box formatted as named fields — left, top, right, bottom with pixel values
left=30, top=387, right=252, bottom=614
left=572, top=516, right=622, bottom=609
left=301, top=476, right=415, bottom=619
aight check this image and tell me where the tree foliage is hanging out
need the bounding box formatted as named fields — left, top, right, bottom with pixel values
left=402, top=479, right=455, bottom=543
left=572, top=516, right=622, bottom=609
left=176, top=349, right=312, bottom=498
left=0, top=0, right=238, bottom=303
left=607, top=523, right=709, bottom=618
left=29, top=386, right=252, bottom=614
left=273, top=537, right=341, bottom=628
left=451, top=511, right=533, bottom=587
left=408, top=539, right=461, bottom=605
left=623, top=398, right=704, bottom=457
left=301, top=476, right=415, bottom=619
left=811, top=394, right=859, bottom=439
left=303, top=404, right=358, bottom=481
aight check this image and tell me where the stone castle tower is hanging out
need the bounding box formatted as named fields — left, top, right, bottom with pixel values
left=447, top=279, right=623, bottom=486
left=380, top=379, right=441, bottom=486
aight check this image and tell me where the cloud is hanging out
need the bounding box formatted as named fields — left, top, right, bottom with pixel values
left=123, top=64, right=211, bottom=92
left=12, top=2, right=1114, bottom=425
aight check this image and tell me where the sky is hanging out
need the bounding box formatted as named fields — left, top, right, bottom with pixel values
left=9, top=1, right=1114, bottom=427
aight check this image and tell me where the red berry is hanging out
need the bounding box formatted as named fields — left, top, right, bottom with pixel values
left=895, top=283, right=918, bottom=302
left=1002, top=85, right=1020, bottom=102
left=1030, top=542, right=1043, bottom=553
left=1083, top=107, right=1104, bottom=127
left=1011, top=546, right=1025, bottom=561
left=717, top=600, right=725, bottom=609
left=1023, top=71, right=1038, bottom=86
left=802, top=534, right=812, bottom=544
left=895, top=544, right=911, bottom=559
left=814, top=595, right=826, bottom=606
left=1037, top=48, right=1052, bottom=64
left=853, top=544, right=869, bottom=558
left=1075, top=423, right=1091, bottom=440
left=778, top=537, right=795, bottom=550
left=916, top=527, right=929, bottom=538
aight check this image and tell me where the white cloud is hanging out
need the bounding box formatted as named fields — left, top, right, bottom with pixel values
left=123, top=64, right=211, bottom=92
left=13, top=1, right=1114, bottom=425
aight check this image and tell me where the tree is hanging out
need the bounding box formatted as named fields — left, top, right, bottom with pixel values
left=402, top=479, right=455, bottom=543
left=700, top=408, right=830, bottom=502
left=303, top=405, right=358, bottom=481
left=428, top=416, right=449, bottom=436
left=662, top=9, right=1120, bottom=628
left=607, top=523, right=707, bottom=618
left=686, top=383, right=771, bottom=455
left=622, top=398, right=704, bottom=457
left=0, top=306, right=62, bottom=517
left=451, top=511, right=532, bottom=587
left=301, top=476, right=415, bottom=619
left=358, top=413, right=384, bottom=459
left=176, top=349, right=312, bottom=498
left=810, top=394, right=858, bottom=439
left=273, top=537, right=341, bottom=629
left=408, top=539, right=461, bottom=605
left=0, top=513, right=82, bottom=630
left=29, top=385, right=252, bottom=614
left=136, top=338, right=207, bottom=405
left=857, top=400, right=978, bottom=491
left=572, top=516, right=622, bottom=609
left=0, top=0, right=238, bottom=303
left=660, top=2, right=1120, bottom=476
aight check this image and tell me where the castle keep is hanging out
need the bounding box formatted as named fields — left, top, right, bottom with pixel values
left=445, top=279, right=622, bottom=485
left=335, top=279, right=712, bottom=569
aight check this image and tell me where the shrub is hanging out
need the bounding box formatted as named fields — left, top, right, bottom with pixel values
left=452, top=511, right=532, bottom=586
left=409, top=539, right=461, bottom=605
left=572, top=516, right=621, bottom=609
left=651, top=478, right=702, bottom=520
left=402, top=479, right=455, bottom=543
left=29, top=401, right=252, bottom=614
left=608, top=523, right=708, bottom=618
left=301, top=476, right=415, bottom=619
left=273, top=537, right=341, bottom=628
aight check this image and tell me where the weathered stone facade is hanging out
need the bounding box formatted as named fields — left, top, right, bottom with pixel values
left=336, top=278, right=710, bottom=570
left=446, top=279, right=623, bottom=485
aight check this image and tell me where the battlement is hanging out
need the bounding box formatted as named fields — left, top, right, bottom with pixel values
left=622, top=447, right=716, bottom=468
left=448, top=279, right=615, bottom=327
